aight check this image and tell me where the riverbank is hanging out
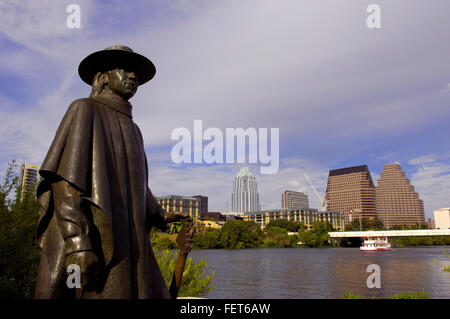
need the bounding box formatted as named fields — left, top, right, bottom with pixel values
left=395, top=236, right=450, bottom=247
left=156, top=232, right=450, bottom=249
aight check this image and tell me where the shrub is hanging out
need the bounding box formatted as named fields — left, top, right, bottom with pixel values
left=154, top=249, right=215, bottom=297
left=0, top=161, right=40, bottom=299
left=154, top=237, right=178, bottom=250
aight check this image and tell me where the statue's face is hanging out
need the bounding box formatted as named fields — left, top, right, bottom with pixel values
left=106, top=68, right=138, bottom=100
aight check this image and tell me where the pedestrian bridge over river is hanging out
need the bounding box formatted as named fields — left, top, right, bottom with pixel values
left=328, top=229, right=450, bottom=239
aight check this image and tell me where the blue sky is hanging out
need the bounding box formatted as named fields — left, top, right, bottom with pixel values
left=0, top=0, right=449, bottom=217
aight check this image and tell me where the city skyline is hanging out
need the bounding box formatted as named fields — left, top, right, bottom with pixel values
left=12, top=158, right=445, bottom=222
left=9, top=158, right=441, bottom=226
left=0, top=1, right=449, bottom=220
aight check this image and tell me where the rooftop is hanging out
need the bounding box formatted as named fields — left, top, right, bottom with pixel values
left=236, top=166, right=254, bottom=178
left=244, top=208, right=344, bottom=215
left=329, top=165, right=369, bottom=177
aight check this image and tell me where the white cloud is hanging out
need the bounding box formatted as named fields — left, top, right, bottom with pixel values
left=124, top=0, right=450, bottom=156
left=0, top=0, right=96, bottom=56
left=0, top=70, right=87, bottom=171
left=408, top=154, right=438, bottom=165
left=411, top=163, right=450, bottom=218
left=375, top=153, right=398, bottom=162
left=2, top=0, right=450, bottom=151
left=0, top=0, right=449, bottom=217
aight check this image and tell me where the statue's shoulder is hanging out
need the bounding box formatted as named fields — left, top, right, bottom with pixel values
left=66, top=97, right=96, bottom=115
left=68, top=97, right=94, bottom=108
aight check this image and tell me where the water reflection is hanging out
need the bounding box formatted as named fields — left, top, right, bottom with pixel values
left=189, top=246, right=450, bottom=299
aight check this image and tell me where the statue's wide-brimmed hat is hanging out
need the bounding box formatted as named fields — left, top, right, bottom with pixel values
left=78, top=45, right=156, bottom=86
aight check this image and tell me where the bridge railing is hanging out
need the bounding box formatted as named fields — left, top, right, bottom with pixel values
left=328, top=229, right=450, bottom=238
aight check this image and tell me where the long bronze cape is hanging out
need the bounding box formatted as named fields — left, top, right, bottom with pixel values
left=35, top=95, right=170, bottom=298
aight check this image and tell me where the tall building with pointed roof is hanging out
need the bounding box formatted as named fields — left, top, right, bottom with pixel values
left=376, top=163, right=425, bottom=228
left=231, top=166, right=260, bottom=213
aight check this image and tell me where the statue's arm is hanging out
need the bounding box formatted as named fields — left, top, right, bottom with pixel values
left=146, top=188, right=188, bottom=231
left=52, top=180, right=93, bottom=255
left=52, top=179, right=99, bottom=288
left=146, top=187, right=168, bottom=231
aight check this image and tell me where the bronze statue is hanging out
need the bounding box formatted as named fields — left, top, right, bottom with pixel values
left=35, top=45, right=190, bottom=299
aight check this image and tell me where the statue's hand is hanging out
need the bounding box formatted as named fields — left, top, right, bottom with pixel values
left=65, top=251, right=99, bottom=288
left=165, top=211, right=189, bottom=225
left=176, top=218, right=194, bottom=255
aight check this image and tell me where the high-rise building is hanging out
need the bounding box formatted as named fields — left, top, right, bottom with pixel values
left=375, top=163, right=425, bottom=228
left=231, top=166, right=260, bottom=213
left=243, top=208, right=345, bottom=231
left=433, top=208, right=450, bottom=230
left=19, top=162, right=40, bottom=198
left=156, top=195, right=204, bottom=220
left=192, top=195, right=208, bottom=213
left=427, top=218, right=435, bottom=229
left=325, top=165, right=376, bottom=224
left=281, top=190, right=309, bottom=209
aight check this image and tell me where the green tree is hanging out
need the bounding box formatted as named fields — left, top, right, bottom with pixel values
left=219, top=220, right=263, bottom=249
left=193, top=228, right=222, bottom=249
left=396, top=236, right=450, bottom=247
left=154, top=249, right=215, bottom=297
left=298, top=230, right=318, bottom=247
left=265, top=226, right=288, bottom=236
left=311, top=221, right=332, bottom=247
left=297, top=221, right=333, bottom=248
left=345, top=218, right=384, bottom=231
left=311, top=221, right=334, bottom=233
left=0, top=161, right=40, bottom=299
left=265, top=219, right=305, bottom=232
left=410, top=223, right=428, bottom=230
left=263, top=226, right=298, bottom=248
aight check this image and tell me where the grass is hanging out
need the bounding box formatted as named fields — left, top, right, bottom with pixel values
left=338, top=291, right=365, bottom=299
left=156, top=232, right=178, bottom=243
left=338, top=290, right=429, bottom=299
left=387, top=291, right=429, bottom=299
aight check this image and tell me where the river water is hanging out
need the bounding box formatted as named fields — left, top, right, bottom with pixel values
left=189, top=246, right=450, bottom=299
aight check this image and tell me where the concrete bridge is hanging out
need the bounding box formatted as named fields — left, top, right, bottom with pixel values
left=328, top=229, right=450, bottom=238
left=327, top=229, right=450, bottom=247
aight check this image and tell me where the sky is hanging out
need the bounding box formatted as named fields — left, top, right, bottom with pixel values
left=0, top=0, right=449, bottom=218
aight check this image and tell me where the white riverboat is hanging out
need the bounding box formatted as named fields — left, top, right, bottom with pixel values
left=360, top=236, right=392, bottom=251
